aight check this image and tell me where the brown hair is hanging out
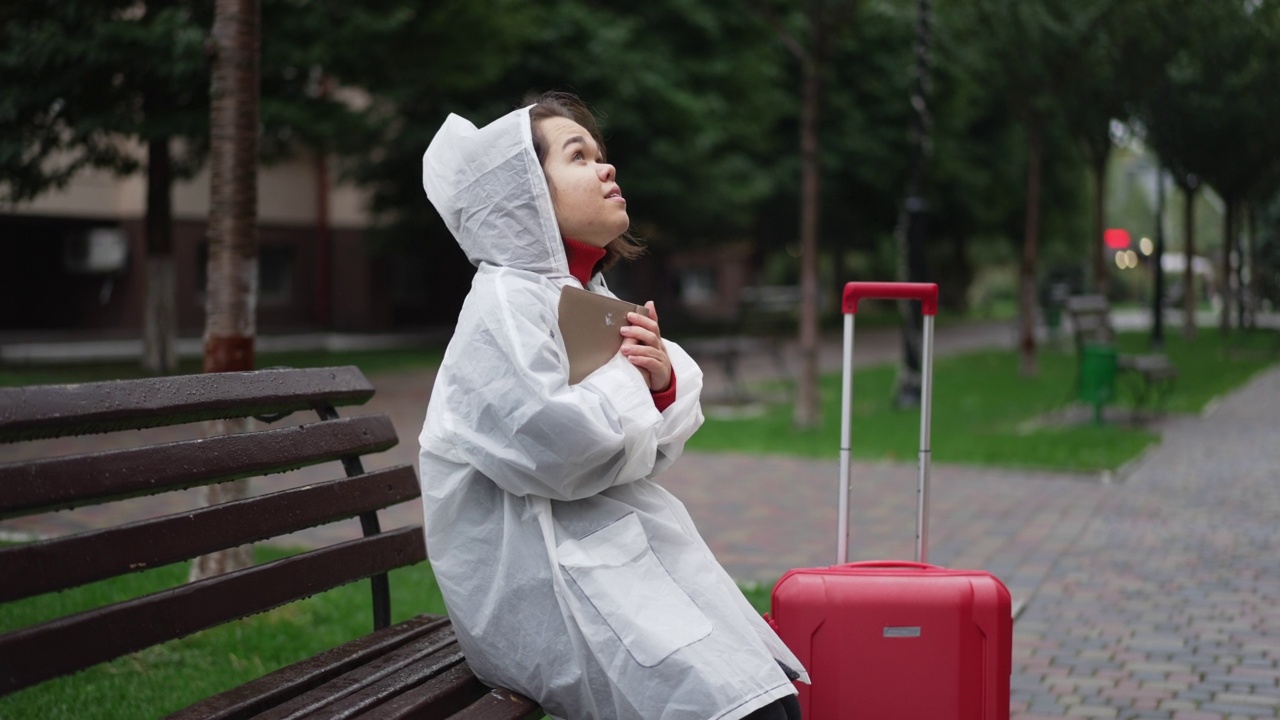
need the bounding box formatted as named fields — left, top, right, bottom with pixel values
left=524, top=90, right=644, bottom=271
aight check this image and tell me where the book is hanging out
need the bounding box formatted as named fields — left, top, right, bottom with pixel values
left=558, top=285, right=650, bottom=384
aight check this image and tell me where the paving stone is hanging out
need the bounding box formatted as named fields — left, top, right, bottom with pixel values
left=1196, top=703, right=1276, bottom=716
left=1067, top=706, right=1119, bottom=718
left=1211, top=692, right=1280, bottom=708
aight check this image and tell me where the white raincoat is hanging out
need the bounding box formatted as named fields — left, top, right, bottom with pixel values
left=418, top=106, right=807, bottom=720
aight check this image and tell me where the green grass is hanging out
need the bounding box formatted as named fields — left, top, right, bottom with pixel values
left=0, top=546, right=448, bottom=720
left=688, top=330, right=1279, bottom=472
left=0, top=346, right=445, bottom=387
left=739, top=582, right=773, bottom=616
left=0, top=545, right=770, bottom=720
left=1116, top=329, right=1280, bottom=413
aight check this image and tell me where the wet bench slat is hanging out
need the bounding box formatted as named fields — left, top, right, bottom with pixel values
left=0, top=465, right=419, bottom=602
left=1065, top=294, right=1178, bottom=408
left=0, top=366, right=374, bottom=441
left=0, top=528, right=426, bottom=695
left=0, top=414, right=399, bottom=519
left=169, top=615, right=452, bottom=720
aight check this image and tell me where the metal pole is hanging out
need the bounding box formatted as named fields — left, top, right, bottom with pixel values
left=894, top=0, right=934, bottom=410
left=916, top=314, right=934, bottom=563
left=838, top=312, right=855, bottom=565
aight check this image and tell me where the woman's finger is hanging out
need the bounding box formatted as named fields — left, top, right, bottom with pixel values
left=622, top=343, right=663, bottom=360
left=625, top=311, right=660, bottom=338
left=620, top=325, right=660, bottom=348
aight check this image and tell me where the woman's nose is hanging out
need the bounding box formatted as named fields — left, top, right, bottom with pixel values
left=598, top=162, right=616, bottom=181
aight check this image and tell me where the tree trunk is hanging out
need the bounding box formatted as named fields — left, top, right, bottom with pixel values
left=1018, top=118, right=1043, bottom=378
left=142, top=134, right=178, bottom=375
left=1220, top=199, right=1234, bottom=335
left=1237, top=201, right=1250, bottom=330
left=315, top=149, right=331, bottom=328
left=1182, top=177, right=1198, bottom=339
left=793, top=54, right=823, bottom=429
left=192, top=0, right=260, bottom=582
left=1090, top=151, right=1108, bottom=296
left=1246, top=201, right=1258, bottom=330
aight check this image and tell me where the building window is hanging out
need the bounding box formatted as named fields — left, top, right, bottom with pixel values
left=680, top=266, right=719, bottom=306
left=197, top=244, right=295, bottom=307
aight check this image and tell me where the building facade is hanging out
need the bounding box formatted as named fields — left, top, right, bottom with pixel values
left=0, top=149, right=394, bottom=339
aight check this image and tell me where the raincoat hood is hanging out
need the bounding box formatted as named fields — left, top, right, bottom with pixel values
left=422, top=106, right=568, bottom=276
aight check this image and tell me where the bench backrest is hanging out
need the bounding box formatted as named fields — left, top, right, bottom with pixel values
left=738, top=285, right=800, bottom=337
left=0, top=366, right=424, bottom=697
left=1064, top=294, right=1118, bottom=354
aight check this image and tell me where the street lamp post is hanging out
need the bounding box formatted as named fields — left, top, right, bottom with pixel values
left=1152, top=162, right=1166, bottom=350
left=894, top=0, right=933, bottom=409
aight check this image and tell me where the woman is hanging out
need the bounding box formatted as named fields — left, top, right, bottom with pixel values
left=419, top=91, right=806, bottom=720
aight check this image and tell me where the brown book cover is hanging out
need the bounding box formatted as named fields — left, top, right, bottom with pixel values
left=558, top=285, right=650, bottom=384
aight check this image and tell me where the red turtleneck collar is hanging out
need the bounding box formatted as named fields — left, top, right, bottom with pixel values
left=561, top=237, right=676, bottom=410
left=563, top=237, right=606, bottom=285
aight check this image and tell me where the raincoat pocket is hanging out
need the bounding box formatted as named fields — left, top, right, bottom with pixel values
left=558, top=513, right=713, bottom=668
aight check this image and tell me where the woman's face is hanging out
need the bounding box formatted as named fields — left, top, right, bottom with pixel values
left=537, top=116, right=629, bottom=248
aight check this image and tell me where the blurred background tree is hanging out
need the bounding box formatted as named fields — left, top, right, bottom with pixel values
left=0, top=0, right=212, bottom=374
left=4, top=0, right=1278, bottom=416
left=1138, top=0, right=1280, bottom=335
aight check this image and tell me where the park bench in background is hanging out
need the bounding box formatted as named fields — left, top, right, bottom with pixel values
left=685, top=285, right=797, bottom=404
left=1064, top=295, right=1178, bottom=409
left=0, top=367, right=540, bottom=720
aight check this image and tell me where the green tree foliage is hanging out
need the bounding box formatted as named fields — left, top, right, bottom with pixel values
left=944, top=0, right=1098, bottom=374
left=1052, top=0, right=1179, bottom=294
left=314, top=0, right=794, bottom=324
left=820, top=0, right=914, bottom=264
left=331, top=0, right=791, bottom=247
left=1, top=1, right=213, bottom=374
left=0, top=1, right=211, bottom=201
left=1140, top=0, right=1280, bottom=331
left=8, top=0, right=1271, bottom=347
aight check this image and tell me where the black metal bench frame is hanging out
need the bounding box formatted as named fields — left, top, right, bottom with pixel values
left=0, top=366, right=541, bottom=720
left=1064, top=295, right=1179, bottom=409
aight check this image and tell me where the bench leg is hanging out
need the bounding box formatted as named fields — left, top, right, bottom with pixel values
left=722, top=350, right=747, bottom=402
left=1120, top=370, right=1176, bottom=416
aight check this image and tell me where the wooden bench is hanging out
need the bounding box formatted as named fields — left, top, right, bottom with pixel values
left=0, top=367, right=541, bottom=720
left=685, top=285, right=797, bottom=404
left=1064, top=295, right=1178, bottom=408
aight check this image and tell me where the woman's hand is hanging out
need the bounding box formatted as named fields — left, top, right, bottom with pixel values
left=620, top=301, right=672, bottom=392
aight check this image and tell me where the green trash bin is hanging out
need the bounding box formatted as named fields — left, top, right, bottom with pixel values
left=1079, top=342, right=1117, bottom=423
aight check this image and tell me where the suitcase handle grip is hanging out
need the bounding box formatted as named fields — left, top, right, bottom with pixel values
left=842, top=560, right=939, bottom=571
left=843, top=282, right=938, bottom=316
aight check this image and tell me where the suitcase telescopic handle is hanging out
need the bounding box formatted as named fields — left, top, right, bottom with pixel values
left=837, top=282, right=938, bottom=566
left=842, top=282, right=939, bottom=316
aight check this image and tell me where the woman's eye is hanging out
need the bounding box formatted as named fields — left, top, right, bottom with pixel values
left=572, top=151, right=585, bottom=161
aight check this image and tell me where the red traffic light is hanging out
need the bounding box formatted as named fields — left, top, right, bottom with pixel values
left=1104, top=228, right=1131, bottom=250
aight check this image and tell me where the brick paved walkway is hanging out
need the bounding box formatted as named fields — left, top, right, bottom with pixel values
left=1006, top=366, right=1280, bottom=719
left=2, top=321, right=1277, bottom=717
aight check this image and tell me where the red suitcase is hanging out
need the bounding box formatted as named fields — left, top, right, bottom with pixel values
left=768, top=282, right=1012, bottom=719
